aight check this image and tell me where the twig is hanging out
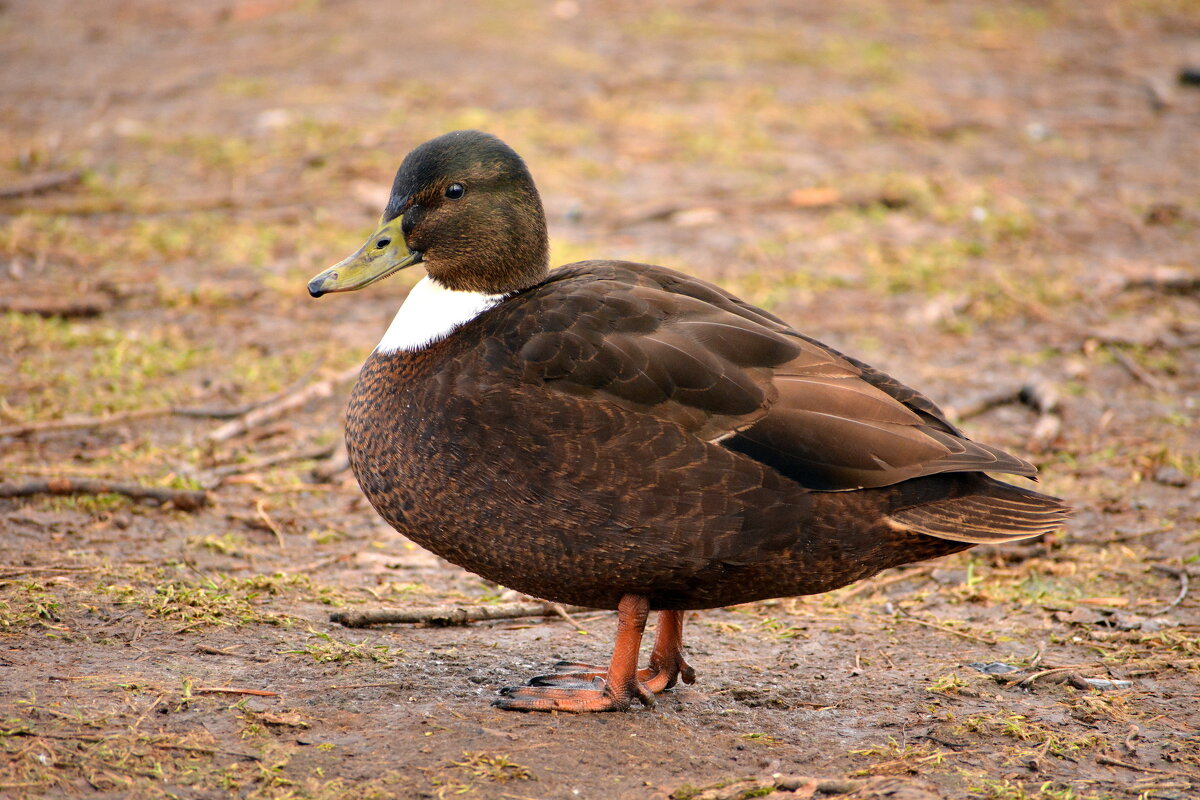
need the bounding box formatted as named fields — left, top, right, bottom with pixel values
left=152, top=741, right=262, bottom=761
left=837, top=566, right=933, bottom=602
left=0, top=169, right=82, bottom=198
left=193, top=687, right=279, bottom=697
left=1097, top=754, right=1189, bottom=776
left=206, top=366, right=360, bottom=443
left=612, top=188, right=909, bottom=228
left=1150, top=565, right=1190, bottom=616
left=5, top=727, right=259, bottom=761
left=1120, top=268, right=1200, bottom=295
left=0, top=407, right=174, bottom=438
left=308, top=682, right=412, bottom=691
left=207, top=443, right=337, bottom=479
left=683, top=775, right=873, bottom=800
left=1012, top=666, right=1081, bottom=689
left=130, top=694, right=165, bottom=731
left=0, top=478, right=209, bottom=511
left=0, top=565, right=100, bottom=579
left=312, top=439, right=350, bottom=482
left=1109, top=347, right=1168, bottom=392
left=196, top=645, right=240, bottom=656
left=893, top=614, right=998, bottom=645
left=948, top=381, right=1060, bottom=422
left=332, top=601, right=594, bottom=628
left=172, top=403, right=270, bottom=420
left=290, top=553, right=353, bottom=573
left=948, top=387, right=1024, bottom=422
left=0, top=293, right=113, bottom=318
left=550, top=603, right=590, bottom=633
left=776, top=776, right=869, bottom=794
left=255, top=498, right=286, bottom=551
left=0, top=403, right=278, bottom=438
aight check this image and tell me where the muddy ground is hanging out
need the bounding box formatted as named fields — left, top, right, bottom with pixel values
left=2, top=1, right=1199, bottom=798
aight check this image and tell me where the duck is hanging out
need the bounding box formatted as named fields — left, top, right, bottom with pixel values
left=307, top=130, right=1069, bottom=713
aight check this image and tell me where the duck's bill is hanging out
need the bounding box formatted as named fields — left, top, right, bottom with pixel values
left=307, top=218, right=420, bottom=297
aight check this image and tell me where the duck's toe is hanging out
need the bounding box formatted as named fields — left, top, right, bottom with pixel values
left=493, top=681, right=651, bottom=713
left=642, top=651, right=698, bottom=692
left=526, top=673, right=606, bottom=689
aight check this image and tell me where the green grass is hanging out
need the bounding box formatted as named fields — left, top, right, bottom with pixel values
left=284, top=631, right=398, bottom=665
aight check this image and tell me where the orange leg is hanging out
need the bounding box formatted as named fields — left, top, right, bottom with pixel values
left=493, top=599, right=695, bottom=713
left=642, top=609, right=696, bottom=692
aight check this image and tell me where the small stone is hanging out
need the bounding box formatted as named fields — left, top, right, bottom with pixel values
left=931, top=568, right=968, bottom=586
left=969, top=662, right=1021, bottom=675
left=255, top=108, right=291, bottom=131
left=1111, top=612, right=1147, bottom=631
left=670, top=207, right=721, bottom=228
left=1153, top=466, right=1189, bottom=487
left=1144, top=202, right=1183, bottom=226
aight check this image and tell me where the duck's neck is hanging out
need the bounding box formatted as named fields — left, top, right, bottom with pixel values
left=375, top=276, right=507, bottom=355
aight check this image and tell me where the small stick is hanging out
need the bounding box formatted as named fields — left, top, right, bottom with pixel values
left=193, top=687, right=279, bottom=697
left=948, top=387, right=1024, bottom=422
left=948, top=381, right=1059, bottom=422
left=332, top=601, right=594, bottom=628
left=0, top=478, right=209, bottom=511
left=776, top=777, right=868, bottom=794
left=0, top=294, right=113, bottom=318
left=0, top=565, right=100, bottom=579
left=254, top=498, right=286, bottom=551
left=1150, top=565, right=1190, bottom=616
left=0, top=169, right=82, bottom=199
left=290, top=553, right=353, bottom=573
left=1121, top=269, right=1200, bottom=295
left=550, top=603, right=590, bottom=633
left=0, top=407, right=173, bottom=438
left=130, top=694, right=166, bottom=731
left=1096, top=754, right=1187, bottom=776
left=1012, top=666, right=1080, bottom=688
left=207, top=443, right=337, bottom=479
left=312, top=440, right=350, bottom=482
left=1109, top=347, right=1167, bottom=392
left=1124, top=724, right=1140, bottom=752
left=172, top=402, right=270, bottom=420
left=196, top=645, right=241, bottom=656
left=837, top=566, right=933, bottom=602
left=893, top=614, right=997, bottom=645
left=206, top=366, right=360, bottom=443
left=310, top=682, right=412, bottom=691
left=688, top=775, right=870, bottom=799
left=0, top=403, right=280, bottom=438
left=154, top=742, right=262, bottom=761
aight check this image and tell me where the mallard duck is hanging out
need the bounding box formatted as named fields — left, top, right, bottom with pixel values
left=308, top=130, right=1069, bottom=713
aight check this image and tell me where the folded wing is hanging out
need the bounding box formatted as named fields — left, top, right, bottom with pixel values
left=511, top=261, right=1037, bottom=491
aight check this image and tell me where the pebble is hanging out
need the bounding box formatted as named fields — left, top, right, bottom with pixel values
left=1153, top=466, right=1189, bottom=487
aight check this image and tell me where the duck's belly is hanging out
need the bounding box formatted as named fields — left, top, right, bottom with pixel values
left=345, top=352, right=961, bottom=610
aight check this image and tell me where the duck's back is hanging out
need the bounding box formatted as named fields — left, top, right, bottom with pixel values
left=346, top=262, right=1066, bottom=610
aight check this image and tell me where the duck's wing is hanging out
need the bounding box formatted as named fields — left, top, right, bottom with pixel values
left=506, top=261, right=1036, bottom=491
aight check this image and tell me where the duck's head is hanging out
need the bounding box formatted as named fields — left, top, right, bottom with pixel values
left=308, top=130, right=549, bottom=298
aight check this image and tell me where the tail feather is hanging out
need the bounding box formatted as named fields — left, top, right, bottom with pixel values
left=886, top=477, right=1069, bottom=544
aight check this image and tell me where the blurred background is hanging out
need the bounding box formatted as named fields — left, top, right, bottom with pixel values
left=2, top=1, right=1198, bottom=798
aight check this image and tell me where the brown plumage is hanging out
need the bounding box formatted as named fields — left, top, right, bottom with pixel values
left=310, top=130, right=1070, bottom=713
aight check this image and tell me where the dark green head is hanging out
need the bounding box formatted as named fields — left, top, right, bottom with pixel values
left=308, top=130, right=550, bottom=297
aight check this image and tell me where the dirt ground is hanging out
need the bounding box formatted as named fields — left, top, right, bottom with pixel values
left=2, top=1, right=1199, bottom=798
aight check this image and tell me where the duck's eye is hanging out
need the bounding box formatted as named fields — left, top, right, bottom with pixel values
left=445, top=183, right=465, bottom=199
left=375, top=238, right=391, bottom=249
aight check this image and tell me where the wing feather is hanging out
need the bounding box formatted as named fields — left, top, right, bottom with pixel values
left=506, top=261, right=1037, bottom=490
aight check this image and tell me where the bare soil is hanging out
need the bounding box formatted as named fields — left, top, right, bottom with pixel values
left=2, top=1, right=1199, bottom=798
